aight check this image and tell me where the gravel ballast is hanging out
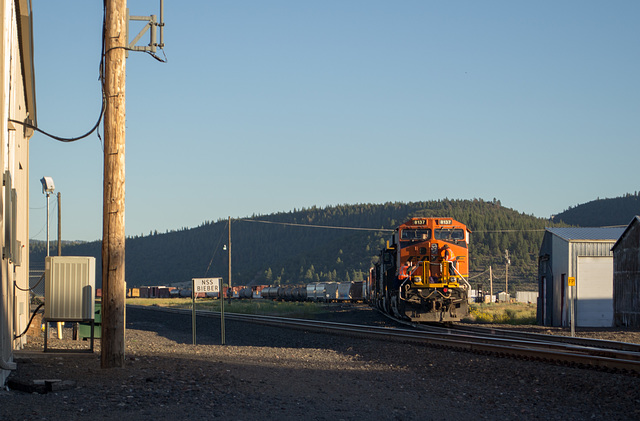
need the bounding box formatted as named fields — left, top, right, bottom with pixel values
left=2, top=304, right=640, bottom=420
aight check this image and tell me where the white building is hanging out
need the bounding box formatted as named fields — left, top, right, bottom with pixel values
left=1, top=0, right=36, bottom=385
left=537, top=227, right=624, bottom=327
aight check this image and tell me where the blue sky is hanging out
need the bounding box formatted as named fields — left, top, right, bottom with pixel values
left=29, top=1, right=639, bottom=242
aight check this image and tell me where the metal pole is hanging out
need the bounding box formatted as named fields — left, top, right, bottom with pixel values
left=57, top=192, right=61, bottom=256
left=159, top=0, right=164, bottom=47
left=220, top=278, right=225, bottom=345
left=56, top=192, right=63, bottom=339
left=46, top=192, right=50, bottom=257
left=192, top=279, right=196, bottom=345
left=570, top=283, right=575, bottom=337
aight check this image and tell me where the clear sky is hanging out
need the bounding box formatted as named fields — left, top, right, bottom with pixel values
left=28, top=1, right=639, bottom=242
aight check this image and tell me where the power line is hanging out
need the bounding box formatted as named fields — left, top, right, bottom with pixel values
left=473, top=229, right=546, bottom=233
left=241, top=218, right=394, bottom=232
left=203, top=220, right=228, bottom=278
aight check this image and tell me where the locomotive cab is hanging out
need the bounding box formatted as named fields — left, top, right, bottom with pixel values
left=374, top=218, right=471, bottom=322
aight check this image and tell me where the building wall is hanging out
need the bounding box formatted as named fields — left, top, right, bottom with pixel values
left=551, top=234, right=569, bottom=326
left=576, top=256, right=613, bottom=327
left=613, top=219, right=640, bottom=327
left=538, top=231, right=559, bottom=326
left=516, top=291, right=538, bottom=304
left=539, top=231, right=618, bottom=328
left=0, top=0, right=33, bottom=385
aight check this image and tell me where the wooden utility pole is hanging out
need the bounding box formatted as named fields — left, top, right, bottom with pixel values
left=228, top=216, right=232, bottom=290
left=505, top=249, right=509, bottom=302
left=489, top=265, right=493, bottom=300
left=101, top=0, right=127, bottom=369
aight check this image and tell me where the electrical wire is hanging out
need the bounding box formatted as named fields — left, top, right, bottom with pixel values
left=145, top=47, right=168, bottom=63
left=14, top=302, right=44, bottom=340
left=203, top=220, right=229, bottom=277
left=14, top=273, right=44, bottom=292
left=468, top=268, right=490, bottom=280
left=241, top=219, right=558, bottom=234
left=241, top=218, right=394, bottom=233
left=10, top=0, right=164, bottom=144
left=474, top=229, right=546, bottom=233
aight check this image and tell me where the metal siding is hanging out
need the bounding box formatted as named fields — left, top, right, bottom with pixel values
left=551, top=234, right=569, bottom=326
left=516, top=291, right=538, bottom=303
left=565, top=240, right=616, bottom=327
left=576, top=256, right=613, bottom=327
left=547, top=227, right=624, bottom=241
left=613, top=218, right=640, bottom=326
left=541, top=228, right=617, bottom=327
left=44, top=256, right=96, bottom=321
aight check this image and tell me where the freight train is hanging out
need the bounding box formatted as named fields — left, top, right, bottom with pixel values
left=260, top=281, right=366, bottom=303
left=370, top=217, right=470, bottom=322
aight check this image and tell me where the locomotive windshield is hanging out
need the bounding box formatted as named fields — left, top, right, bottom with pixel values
left=400, top=229, right=431, bottom=240
left=434, top=228, right=465, bottom=241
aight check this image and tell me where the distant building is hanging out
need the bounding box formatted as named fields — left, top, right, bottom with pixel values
left=516, top=291, right=538, bottom=304
left=611, top=216, right=640, bottom=327
left=537, top=227, right=624, bottom=327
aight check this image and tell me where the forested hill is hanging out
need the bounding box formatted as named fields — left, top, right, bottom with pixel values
left=553, top=192, right=640, bottom=227
left=30, top=199, right=563, bottom=293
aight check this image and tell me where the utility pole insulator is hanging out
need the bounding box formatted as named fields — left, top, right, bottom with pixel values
left=126, top=0, right=165, bottom=55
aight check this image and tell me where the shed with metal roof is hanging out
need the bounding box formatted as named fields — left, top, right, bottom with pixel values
left=611, top=216, right=640, bottom=327
left=537, top=226, right=624, bottom=327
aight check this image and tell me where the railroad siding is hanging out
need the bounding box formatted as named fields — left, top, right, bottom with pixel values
left=612, top=216, right=640, bottom=327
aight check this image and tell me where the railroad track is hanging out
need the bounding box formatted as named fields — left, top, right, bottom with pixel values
left=129, top=305, right=640, bottom=374
left=418, top=322, right=640, bottom=353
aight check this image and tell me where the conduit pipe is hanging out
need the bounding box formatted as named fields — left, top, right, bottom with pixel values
left=1, top=269, right=16, bottom=370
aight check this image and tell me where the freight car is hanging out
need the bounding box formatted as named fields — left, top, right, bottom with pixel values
left=371, top=218, right=470, bottom=322
left=260, top=286, right=280, bottom=300
left=261, top=282, right=357, bottom=303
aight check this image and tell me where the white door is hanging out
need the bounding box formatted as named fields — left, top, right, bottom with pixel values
left=576, top=256, right=613, bottom=327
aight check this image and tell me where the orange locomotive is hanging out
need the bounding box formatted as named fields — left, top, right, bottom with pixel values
left=371, top=218, right=471, bottom=322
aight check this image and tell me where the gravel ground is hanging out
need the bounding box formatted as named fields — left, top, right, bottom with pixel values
left=2, top=303, right=640, bottom=421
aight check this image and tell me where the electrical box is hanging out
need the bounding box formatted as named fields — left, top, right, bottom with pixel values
left=44, top=256, right=96, bottom=321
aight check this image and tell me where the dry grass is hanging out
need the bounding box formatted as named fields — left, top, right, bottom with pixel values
left=463, top=302, right=537, bottom=325
left=126, top=297, right=323, bottom=318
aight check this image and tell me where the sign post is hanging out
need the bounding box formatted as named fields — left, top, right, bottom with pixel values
left=568, top=276, right=576, bottom=337
left=192, top=277, right=223, bottom=345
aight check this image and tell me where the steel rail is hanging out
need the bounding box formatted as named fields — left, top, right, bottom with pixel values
left=430, top=323, right=640, bottom=353
left=128, top=305, right=640, bottom=373
left=382, top=311, right=640, bottom=364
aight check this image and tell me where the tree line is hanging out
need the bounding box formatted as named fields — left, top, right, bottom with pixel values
left=29, top=195, right=639, bottom=294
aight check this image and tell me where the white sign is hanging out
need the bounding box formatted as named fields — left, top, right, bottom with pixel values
left=192, top=277, right=221, bottom=293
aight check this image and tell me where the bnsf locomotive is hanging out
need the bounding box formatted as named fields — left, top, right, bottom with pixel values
left=371, top=218, right=470, bottom=322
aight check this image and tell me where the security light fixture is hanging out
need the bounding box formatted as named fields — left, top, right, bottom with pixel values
left=41, top=176, right=55, bottom=257
left=40, top=176, right=55, bottom=193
